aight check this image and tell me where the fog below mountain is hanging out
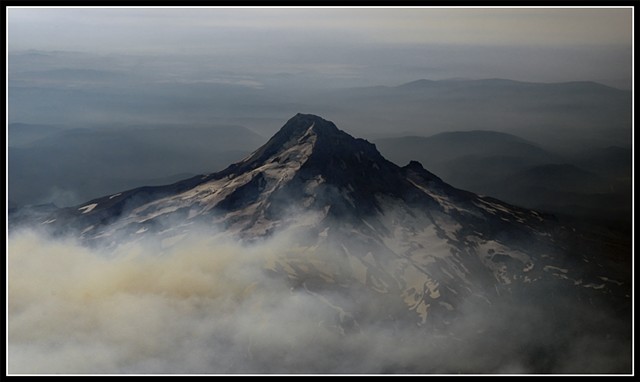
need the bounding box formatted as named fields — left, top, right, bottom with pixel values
left=8, top=225, right=630, bottom=374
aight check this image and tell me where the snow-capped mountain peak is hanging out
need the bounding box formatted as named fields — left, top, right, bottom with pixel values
left=27, top=114, right=627, bottom=327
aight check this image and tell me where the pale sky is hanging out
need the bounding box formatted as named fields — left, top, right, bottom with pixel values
left=6, top=7, right=634, bottom=89
left=7, top=7, right=632, bottom=53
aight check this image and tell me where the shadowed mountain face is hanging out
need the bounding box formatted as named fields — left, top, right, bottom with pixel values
left=12, top=114, right=631, bottom=373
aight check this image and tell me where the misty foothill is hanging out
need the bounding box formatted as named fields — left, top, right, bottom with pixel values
left=7, top=7, right=632, bottom=375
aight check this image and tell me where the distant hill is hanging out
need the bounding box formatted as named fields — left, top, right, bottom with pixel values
left=375, top=130, right=554, bottom=168
left=8, top=123, right=67, bottom=146
left=375, top=131, right=631, bottom=229
left=8, top=123, right=265, bottom=208
left=375, top=130, right=557, bottom=191
left=568, top=146, right=632, bottom=180
left=319, top=78, right=631, bottom=151
left=503, top=164, right=607, bottom=194
left=397, top=78, right=624, bottom=94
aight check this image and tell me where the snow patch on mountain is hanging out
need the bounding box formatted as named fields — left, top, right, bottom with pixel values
left=78, top=203, right=98, bottom=214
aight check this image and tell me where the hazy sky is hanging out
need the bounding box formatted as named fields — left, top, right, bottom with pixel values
left=7, top=7, right=633, bottom=89
left=7, top=7, right=632, bottom=51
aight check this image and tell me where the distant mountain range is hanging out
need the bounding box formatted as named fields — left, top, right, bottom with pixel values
left=8, top=123, right=265, bottom=208
left=316, top=78, right=631, bottom=150
left=374, top=129, right=631, bottom=229
left=9, top=76, right=631, bottom=213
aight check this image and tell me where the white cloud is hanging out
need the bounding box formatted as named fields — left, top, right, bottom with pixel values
left=7, top=225, right=631, bottom=374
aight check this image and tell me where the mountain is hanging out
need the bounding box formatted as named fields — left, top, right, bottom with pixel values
left=16, top=114, right=631, bottom=373
left=31, top=113, right=629, bottom=303
left=10, top=76, right=631, bottom=208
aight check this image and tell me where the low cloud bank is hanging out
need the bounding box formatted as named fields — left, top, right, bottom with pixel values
left=7, top=227, right=631, bottom=374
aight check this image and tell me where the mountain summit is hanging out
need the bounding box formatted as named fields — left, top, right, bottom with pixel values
left=29, top=114, right=627, bottom=327
left=47, top=113, right=446, bottom=234
left=221, top=113, right=404, bottom=198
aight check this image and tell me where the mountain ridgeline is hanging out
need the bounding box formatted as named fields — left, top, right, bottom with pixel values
left=14, top=114, right=631, bottom=373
